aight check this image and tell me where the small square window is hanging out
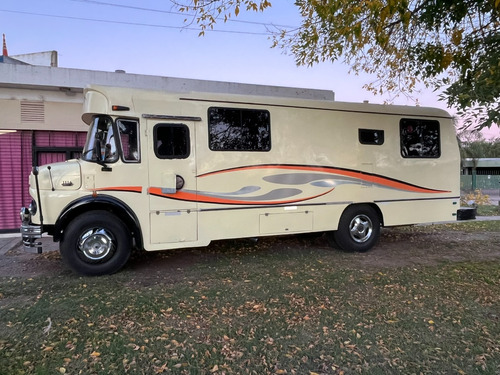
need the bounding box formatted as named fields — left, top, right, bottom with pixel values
left=359, top=129, right=384, bottom=145
left=154, top=124, right=190, bottom=159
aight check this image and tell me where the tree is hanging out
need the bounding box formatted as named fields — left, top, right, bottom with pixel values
left=172, top=0, right=499, bottom=131
left=458, top=129, right=500, bottom=189
left=459, top=130, right=500, bottom=159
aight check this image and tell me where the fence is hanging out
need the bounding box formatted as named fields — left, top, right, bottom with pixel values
left=461, top=175, right=500, bottom=191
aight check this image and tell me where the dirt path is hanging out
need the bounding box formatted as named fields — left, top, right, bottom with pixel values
left=1, top=222, right=499, bottom=279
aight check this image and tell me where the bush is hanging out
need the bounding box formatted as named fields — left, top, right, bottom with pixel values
left=461, top=189, right=491, bottom=206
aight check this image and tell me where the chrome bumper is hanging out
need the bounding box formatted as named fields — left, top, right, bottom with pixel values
left=20, top=224, right=43, bottom=253
left=20, top=206, right=43, bottom=253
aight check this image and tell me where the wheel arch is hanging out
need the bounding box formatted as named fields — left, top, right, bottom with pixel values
left=340, top=202, right=384, bottom=227
left=54, top=195, right=143, bottom=249
left=327, top=202, right=383, bottom=252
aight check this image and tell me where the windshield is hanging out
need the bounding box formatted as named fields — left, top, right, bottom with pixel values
left=82, top=116, right=118, bottom=163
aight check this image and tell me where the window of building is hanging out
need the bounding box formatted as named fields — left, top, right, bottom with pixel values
left=208, top=107, right=271, bottom=151
left=400, top=119, right=440, bottom=158
left=359, top=128, right=384, bottom=145
left=154, top=124, right=190, bottom=159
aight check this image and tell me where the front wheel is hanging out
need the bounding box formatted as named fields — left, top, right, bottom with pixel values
left=60, top=211, right=131, bottom=276
left=327, top=205, right=381, bottom=252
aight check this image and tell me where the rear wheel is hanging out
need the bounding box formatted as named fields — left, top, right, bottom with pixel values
left=328, top=205, right=380, bottom=252
left=60, top=211, right=131, bottom=276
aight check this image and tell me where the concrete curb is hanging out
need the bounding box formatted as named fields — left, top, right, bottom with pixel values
left=0, top=237, right=22, bottom=255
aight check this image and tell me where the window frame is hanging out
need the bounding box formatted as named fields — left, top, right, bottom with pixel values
left=208, top=107, right=271, bottom=152
left=153, top=123, right=191, bottom=160
left=400, top=118, right=441, bottom=159
left=359, top=128, right=385, bottom=145
left=116, top=118, right=140, bottom=163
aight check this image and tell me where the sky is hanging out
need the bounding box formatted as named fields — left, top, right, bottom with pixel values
left=1, top=0, right=498, bottom=139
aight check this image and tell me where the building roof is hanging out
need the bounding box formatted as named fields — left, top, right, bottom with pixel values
left=0, top=63, right=336, bottom=101
left=0, top=55, right=29, bottom=65
left=462, top=158, right=500, bottom=168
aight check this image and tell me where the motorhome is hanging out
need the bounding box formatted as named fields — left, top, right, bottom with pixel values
left=21, top=85, right=460, bottom=275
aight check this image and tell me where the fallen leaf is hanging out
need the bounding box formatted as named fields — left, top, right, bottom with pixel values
left=90, top=351, right=100, bottom=357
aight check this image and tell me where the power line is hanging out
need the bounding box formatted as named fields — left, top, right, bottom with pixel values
left=0, top=8, right=273, bottom=36
left=69, top=0, right=296, bottom=29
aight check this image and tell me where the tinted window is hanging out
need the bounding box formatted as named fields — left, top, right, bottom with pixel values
left=208, top=107, right=271, bottom=151
left=400, top=119, right=440, bottom=158
left=359, top=128, right=384, bottom=145
left=154, top=124, right=190, bottom=159
left=117, top=119, right=140, bottom=162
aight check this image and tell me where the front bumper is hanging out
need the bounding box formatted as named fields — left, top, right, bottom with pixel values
left=20, top=206, right=43, bottom=253
left=20, top=224, right=43, bottom=253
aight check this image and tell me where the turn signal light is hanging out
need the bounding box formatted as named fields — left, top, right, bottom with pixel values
left=112, top=105, right=130, bottom=111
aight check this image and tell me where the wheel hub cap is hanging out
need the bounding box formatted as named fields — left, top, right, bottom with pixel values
left=78, top=228, right=114, bottom=261
left=349, top=215, right=373, bottom=243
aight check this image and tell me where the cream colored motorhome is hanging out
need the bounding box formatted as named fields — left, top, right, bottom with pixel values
left=21, top=85, right=460, bottom=275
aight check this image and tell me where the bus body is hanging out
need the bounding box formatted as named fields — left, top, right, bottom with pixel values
left=20, top=85, right=460, bottom=275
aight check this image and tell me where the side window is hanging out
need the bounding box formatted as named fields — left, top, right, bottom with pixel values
left=154, top=124, right=190, bottom=159
left=208, top=107, right=271, bottom=151
left=116, top=119, right=140, bottom=162
left=359, top=128, right=384, bottom=145
left=400, top=119, right=440, bottom=158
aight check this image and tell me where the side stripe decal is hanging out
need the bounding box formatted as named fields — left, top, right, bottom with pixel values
left=148, top=186, right=334, bottom=205
left=149, top=164, right=451, bottom=205
left=198, top=164, right=449, bottom=194
left=94, top=186, right=143, bottom=193
left=88, top=165, right=451, bottom=205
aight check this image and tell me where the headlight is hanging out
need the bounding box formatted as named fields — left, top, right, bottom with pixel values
left=20, top=207, right=31, bottom=223
left=28, top=200, right=37, bottom=216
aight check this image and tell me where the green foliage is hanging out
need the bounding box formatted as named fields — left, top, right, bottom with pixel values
left=458, top=129, right=500, bottom=159
left=173, top=0, right=271, bottom=35
left=174, top=0, right=499, bottom=131
left=284, top=0, right=500, bottom=131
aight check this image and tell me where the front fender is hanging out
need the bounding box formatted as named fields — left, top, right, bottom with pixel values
left=54, top=195, right=143, bottom=249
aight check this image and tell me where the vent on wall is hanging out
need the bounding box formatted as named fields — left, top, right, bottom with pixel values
left=20, top=101, right=45, bottom=123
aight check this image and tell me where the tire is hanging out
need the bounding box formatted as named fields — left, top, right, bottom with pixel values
left=60, top=211, right=131, bottom=276
left=329, top=205, right=381, bottom=252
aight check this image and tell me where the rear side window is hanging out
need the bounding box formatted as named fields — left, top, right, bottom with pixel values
left=400, top=119, right=440, bottom=158
left=208, top=107, right=271, bottom=151
left=359, top=128, right=384, bottom=145
left=154, top=124, right=190, bottom=159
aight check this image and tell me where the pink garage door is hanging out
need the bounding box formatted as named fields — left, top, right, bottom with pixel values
left=0, top=130, right=86, bottom=232
left=0, top=131, right=32, bottom=231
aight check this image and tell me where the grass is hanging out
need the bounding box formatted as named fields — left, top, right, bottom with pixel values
left=1, top=222, right=499, bottom=375
left=476, top=204, right=500, bottom=216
